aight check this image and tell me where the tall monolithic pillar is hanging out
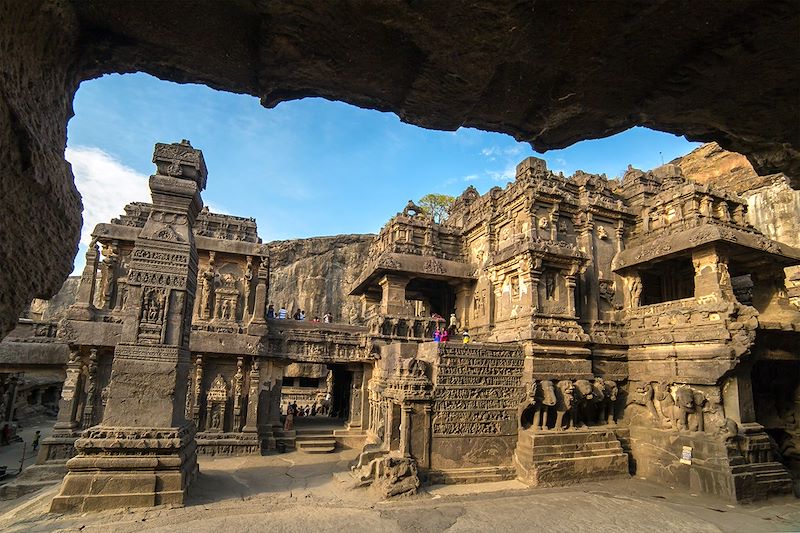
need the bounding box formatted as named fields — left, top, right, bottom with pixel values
left=51, top=141, right=207, bottom=512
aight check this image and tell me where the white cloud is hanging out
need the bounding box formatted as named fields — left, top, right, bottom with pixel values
left=504, top=145, right=523, bottom=156
left=480, top=146, right=500, bottom=158
left=486, top=162, right=517, bottom=182
left=462, top=174, right=480, bottom=182
left=66, top=146, right=151, bottom=247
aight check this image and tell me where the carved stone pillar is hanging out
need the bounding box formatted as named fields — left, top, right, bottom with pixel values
left=247, top=255, right=269, bottom=335
left=379, top=274, right=408, bottom=315
left=243, top=358, right=260, bottom=433
left=692, top=246, right=733, bottom=301
left=52, top=140, right=206, bottom=513
left=422, top=403, right=432, bottom=470
left=81, top=349, right=99, bottom=429
left=565, top=264, right=579, bottom=317
left=53, top=348, right=83, bottom=433
left=454, top=283, right=471, bottom=331
left=68, top=244, right=99, bottom=320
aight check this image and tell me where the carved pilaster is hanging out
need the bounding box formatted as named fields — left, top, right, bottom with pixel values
left=192, top=354, right=203, bottom=428
left=243, top=358, right=260, bottom=433
left=233, top=357, right=244, bottom=431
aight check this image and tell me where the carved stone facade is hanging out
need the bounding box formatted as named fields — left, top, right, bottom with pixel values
left=8, top=144, right=799, bottom=509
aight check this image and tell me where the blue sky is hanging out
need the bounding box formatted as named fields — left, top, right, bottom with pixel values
left=67, top=72, right=700, bottom=272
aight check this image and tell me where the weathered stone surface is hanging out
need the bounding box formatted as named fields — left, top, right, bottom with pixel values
left=2, top=0, right=799, bottom=339
left=268, top=235, right=373, bottom=321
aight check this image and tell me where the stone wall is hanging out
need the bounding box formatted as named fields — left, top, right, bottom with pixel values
left=268, top=234, right=373, bottom=322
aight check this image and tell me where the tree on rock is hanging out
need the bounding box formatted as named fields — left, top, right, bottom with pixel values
left=418, top=193, right=455, bottom=223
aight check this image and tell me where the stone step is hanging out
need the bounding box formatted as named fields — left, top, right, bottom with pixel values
left=530, top=440, right=619, bottom=454
left=296, top=439, right=336, bottom=453
left=428, top=466, right=517, bottom=485
left=519, top=447, right=624, bottom=462
left=749, top=462, right=793, bottom=496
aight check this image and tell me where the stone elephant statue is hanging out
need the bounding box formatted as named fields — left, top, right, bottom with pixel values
left=553, top=380, right=576, bottom=431
left=598, top=379, right=619, bottom=425
left=519, top=380, right=557, bottom=431
left=573, top=379, right=604, bottom=428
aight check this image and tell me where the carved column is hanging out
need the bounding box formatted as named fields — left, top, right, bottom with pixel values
left=247, top=255, right=269, bottom=336
left=243, top=358, right=260, bottom=433
left=564, top=264, right=579, bottom=317
left=399, top=405, right=413, bottom=458
left=422, top=403, right=432, bottom=470
left=68, top=244, right=99, bottom=320
left=81, top=349, right=99, bottom=429
left=53, top=348, right=83, bottom=433
left=577, top=218, right=599, bottom=321
left=379, top=275, right=408, bottom=315
left=52, top=140, right=207, bottom=513
left=454, top=283, right=472, bottom=331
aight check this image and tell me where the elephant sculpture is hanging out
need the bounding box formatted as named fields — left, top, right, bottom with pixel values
left=554, top=380, right=576, bottom=431
left=519, top=380, right=557, bottom=431
left=573, top=379, right=602, bottom=428
left=598, top=379, right=619, bottom=425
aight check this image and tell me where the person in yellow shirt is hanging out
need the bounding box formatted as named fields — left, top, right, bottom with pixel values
left=462, top=331, right=471, bottom=343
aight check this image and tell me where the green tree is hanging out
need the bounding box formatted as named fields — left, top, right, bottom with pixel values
left=418, top=193, right=456, bottom=223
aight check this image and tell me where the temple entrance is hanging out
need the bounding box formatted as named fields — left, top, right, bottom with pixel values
left=751, top=352, right=800, bottom=483
left=329, top=364, right=352, bottom=421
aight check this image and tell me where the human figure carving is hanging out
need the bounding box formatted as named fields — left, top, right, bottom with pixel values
left=629, top=276, right=642, bottom=307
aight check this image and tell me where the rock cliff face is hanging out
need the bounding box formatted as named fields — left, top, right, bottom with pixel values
left=674, top=143, right=800, bottom=248
left=675, top=143, right=800, bottom=301
left=267, top=234, right=373, bottom=322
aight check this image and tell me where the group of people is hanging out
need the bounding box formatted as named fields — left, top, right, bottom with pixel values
left=267, top=304, right=334, bottom=324
left=431, top=310, right=471, bottom=343
left=432, top=326, right=471, bottom=343
left=282, top=399, right=332, bottom=431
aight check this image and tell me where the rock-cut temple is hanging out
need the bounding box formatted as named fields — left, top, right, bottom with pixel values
left=2, top=140, right=799, bottom=510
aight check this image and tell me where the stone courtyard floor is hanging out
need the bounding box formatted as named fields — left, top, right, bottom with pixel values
left=0, top=447, right=798, bottom=532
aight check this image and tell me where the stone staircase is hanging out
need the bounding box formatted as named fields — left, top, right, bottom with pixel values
left=295, top=428, right=337, bottom=453
left=427, top=465, right=517, bottom=485
left=273, top=429, right=296, bottom=451
left=514, top=428, right=629, bottom=487
left=749, top=462, right=794, bottom=498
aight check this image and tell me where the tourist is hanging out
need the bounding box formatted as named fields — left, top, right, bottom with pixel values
left=277, top=305, right=287, bottom=319
left=293, top=309, right=301, bottom=320
left=323, top=312, right=332, bottom=323
left=462, top=331, right=471, bottom=344
left=312, top=316, right=320, bottom=322
left=433, top=327, right=441, bottom=342
left=284, top=404, right=295, bottom=431
left=32, top=430, right=41, bottom=451
left=311, top=404, right=317, bottom=416
left=266, top=304, right=275, bottom=319
left=441, top=328, right=449, bottom=342
left=300, top=310, right=306, bottom=320
left=449, top=312, right=458, bottom=334
left=1, top=423, right=10, bottom=445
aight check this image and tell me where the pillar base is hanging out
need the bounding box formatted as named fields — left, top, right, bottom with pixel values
left=50, top=423, right=198, bottom=513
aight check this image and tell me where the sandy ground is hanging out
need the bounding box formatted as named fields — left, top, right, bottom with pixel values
left=0, top=447, right=798, bottom=533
